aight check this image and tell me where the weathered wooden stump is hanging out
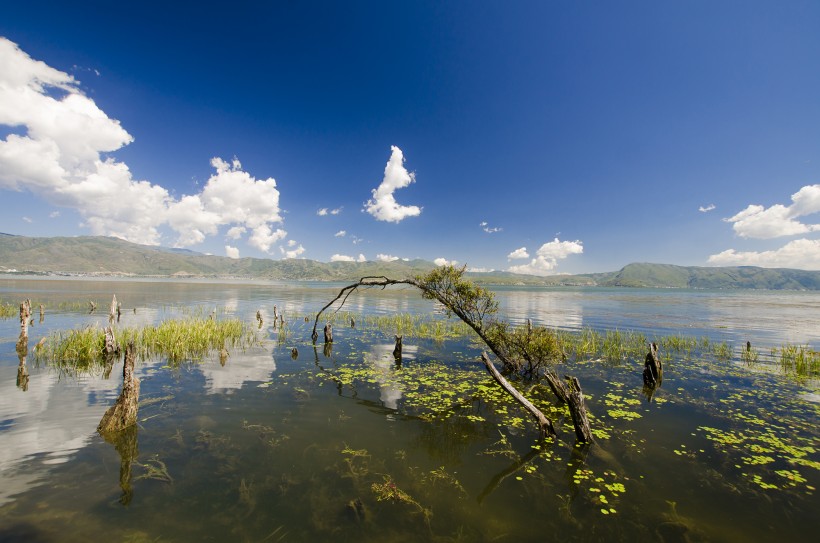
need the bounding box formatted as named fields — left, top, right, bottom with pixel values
left=219, top=347, right=229, bottom=366
left=324, top=324, right=333, bottom=343
left=643, top=342, right=662, bottom=387
left=104, top=326, right=120, bottom=357
left=89, top=301, right=97, bottom=313
left=291, top=347, right=299, bottom=360
left=16, top=347, right=29, bottom=392
left=565, top=376, right=594, bottom=443
left=109, top=294, right=118, bottom=324
left=393, top=335, right=403, bottom=358
left=39, top=304, right=44, bottom=324
left=98, top=342, right=140, bottom=434
left=19, top=299, right=31, bottom=341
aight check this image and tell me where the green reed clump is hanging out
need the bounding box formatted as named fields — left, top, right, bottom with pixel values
left=711, top=341, right=733, bottom=361
left=776, top=345, right=819, bottom=377
left=0, top=302, right=17, bottom=319
left=35, top=317, right=257, bottom=368
left=659, top=334, right=699, bottom=355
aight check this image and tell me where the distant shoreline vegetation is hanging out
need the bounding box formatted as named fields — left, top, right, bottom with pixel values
left=1, top=234, right=820, bottom=289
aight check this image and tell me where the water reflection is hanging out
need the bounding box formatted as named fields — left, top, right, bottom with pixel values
left=364, top=343, right=418, bottom=409
left=199, top=347, right=276, bottom=394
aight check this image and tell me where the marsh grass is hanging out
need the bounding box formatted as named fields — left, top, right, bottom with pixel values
left=307, top=311, right=473, bottom=340
left=775, top=344, right=819, bottom=377
left=35, top=317, right=258, bottom=369
left=0, top=301, right=17, bottom=319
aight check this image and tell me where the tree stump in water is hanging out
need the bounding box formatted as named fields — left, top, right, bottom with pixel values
left=104, top=326, right=120, bottom=358
left=393, top=335, right=403, bottom=358
left=565, top=376, right=594, bottom=443
left=98, top=342, right=140, bottom=433
left=19, top=299, right=31, bottom=341
left=324, top=324, right=333, bottom=343
left=643, top=342, right=662, bottom=387
left=109, top=294, right=118, bottom=325
left=39, top=304, right=44, bottom=324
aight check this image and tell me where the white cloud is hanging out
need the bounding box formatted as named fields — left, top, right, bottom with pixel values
left=0, top=38, right=286, bottom=251
left=699, top=204, right=716, bottom=213
left=282, top=243, right=305, bottom=259
left=49, top=211, right=60, bottom=218
left=352, top=236, right=363, bottom=245
left=22, top=216, right=32, bottom=223
left=364, top=146, right=421, bottom=222
left=331, top=253, right=365, bottom=263
left=508, top=238, right=583, bottom=276
left=434, top=257, right=458, bottom=267
left=707, top=238, right=820, bottom=269
left=723, top=185, right=820, bottom=239
left=334, top=230, right=346, bottom=237
left=376, top=254, right=399, bottom=262
left=468, top=267, right=493, bottom=273
left=480, top=221, right=502, bottom=233
left=226, top=226, right=246, bottom=240
left=507, top=247, right=529, bottom=260
left=317, top=207, right=342, bottom=216
left=225, top=245, right=240, bottom=259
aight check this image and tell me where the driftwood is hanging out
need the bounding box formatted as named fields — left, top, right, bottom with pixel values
left=565, top=376, right=593, bottom=443
left=98, top=342, right=140, bottom=434
left=482, top=352, right=555, bottom=438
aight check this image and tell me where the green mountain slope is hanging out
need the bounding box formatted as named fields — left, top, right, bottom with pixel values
left=1, top=235, right=818, bottom=289
left=600, top=262, right=820, bottom=290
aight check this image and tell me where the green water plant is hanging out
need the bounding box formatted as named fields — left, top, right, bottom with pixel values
left=34, top=317, right=258, bottom=368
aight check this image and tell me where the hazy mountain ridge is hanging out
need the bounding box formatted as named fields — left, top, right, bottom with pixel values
left=1, top=234, right=818, bottom=289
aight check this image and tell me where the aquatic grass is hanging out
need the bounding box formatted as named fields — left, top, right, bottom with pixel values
left=0, top=301, right=17, bottom=319
left=776, top=344, right=819, bottom=378
left=34, top=316, right=258, bottom=369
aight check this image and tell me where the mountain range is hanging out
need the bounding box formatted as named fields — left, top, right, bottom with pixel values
left=1, top=233, right=819, bottom=290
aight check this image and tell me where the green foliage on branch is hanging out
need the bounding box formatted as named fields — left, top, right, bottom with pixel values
left=414, top=265, right=499, bottom=331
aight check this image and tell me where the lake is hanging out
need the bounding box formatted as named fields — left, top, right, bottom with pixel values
left=0, top=277, right=818, bottom=542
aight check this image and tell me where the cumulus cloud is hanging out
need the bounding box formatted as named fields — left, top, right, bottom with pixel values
left=226, top=226, right=246, bottom=240
left=364, top=146, right=421, bottom=222
left=480, top=221, right=502, bottom=233
left=707, top=238, right=820, bottom=269
left=508, top=238, right=583, bottom=276
left=723, top=185, right=820, bottom=239
left=376, top=254, right=399, bottom=262
left=317, top=207, right=342, bottom=216
left=281, top=242, right=305, bottom=259
left=334, top=230, right=346, bottom=237
left=317, top=208, right=328, bottom=216
left=434, top=257, right=458, bottom=267
left=507, top=247, right=529, bottom=260
left=331, top=253, right=366, bottom=263
left=225, top=245, right=240, bottom=259
left=699, top=204, right=716, bottom=213
left=0, top=38, right=286, bottom=251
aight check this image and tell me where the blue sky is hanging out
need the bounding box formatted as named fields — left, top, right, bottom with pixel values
left=1, top=1, right=819, bottom=274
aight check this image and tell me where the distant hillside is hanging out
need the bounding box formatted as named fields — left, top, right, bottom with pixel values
left=0, top=234, right=548, bottom=284
left=1, top=235, right=818, bottom=289
left=597, top=262, right=820, bottom=290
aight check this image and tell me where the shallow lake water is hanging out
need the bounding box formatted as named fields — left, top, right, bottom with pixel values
left=0, top=278, right=818, bottom=542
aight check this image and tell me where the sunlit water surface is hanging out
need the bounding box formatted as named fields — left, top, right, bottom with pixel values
left=0, top=278, right=818, bottom=542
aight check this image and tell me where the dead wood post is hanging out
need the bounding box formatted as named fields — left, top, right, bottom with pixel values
left=643, top=342, right=662, bottom=387
left=104, top=326, right=119, bottom=357
left=19, top=299, right=31, bottom=341
left=109, top=294, right=118, bottom=325
left=324, top=323, right=333, bottom=343
left=482, top=352, right=556, bottom=438
left=39, top=304, right=44, bottom=323
left=565, top=376, right=593, bottom=443
left=89, top=300, right=97, bottom=313
left=393, top=335, right=403, bottom=358
left=98, top=341, right=140, bottom=434
left=17, top=348, right=29, bottom=391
